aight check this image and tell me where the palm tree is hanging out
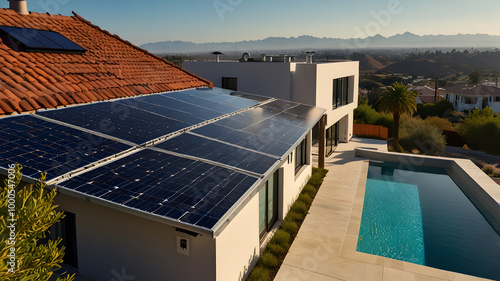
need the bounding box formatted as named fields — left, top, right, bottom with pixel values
left=376, top=82, right=417, bottom=151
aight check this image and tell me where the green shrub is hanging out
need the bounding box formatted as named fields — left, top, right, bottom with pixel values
left=286, top=211, right=303, bottom=223
left=308, top=172, right=324, bottom=187
left=247, top=267, right=270, bottom=281
left=416, top=99, right=454, bottom=118
left=267, top=243, right=287, bottom=256
left=290, top=201, right=308, bottom=215
left=260, top=252, right=279, bottom=268
left=458, top=107, right=500, bottom=155
left=481, top=164, right=500, bottom=177
left=354, top=102, right=379, bottom=124
left=301, top=184, right=316, bottom=196
left=270, top=230, right=290, bottom=248
left=281, top=220, right=299, bottom=234
left=399, top=117, right=446, bottom=156
left=373, top=113, right=394, bottom=137
left=298, top=193, right=312, bottom=206
left=425, top=116, right=456, bottom=131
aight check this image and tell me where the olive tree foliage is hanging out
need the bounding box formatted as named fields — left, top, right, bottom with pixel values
left=0, top=164, right=74, bottom=281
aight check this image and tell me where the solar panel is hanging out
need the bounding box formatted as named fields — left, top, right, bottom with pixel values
left=155, top=133, right=279, bottom=174
left=115, top=100, right=204, bottom=125
left=134, top=95, right=223, bottom=120
left=58, top=149, right=259, bottom=229
left=0, top=26, right=85, bottom=53
left=39, top=30, right=86, bottom=51
left=230, top=91, right=272, bottom=102
left=37, top=101, right=191, bottom=144
left=0, top=115, right=130, bottom=180
left=192, top=123, right=291, bottom=157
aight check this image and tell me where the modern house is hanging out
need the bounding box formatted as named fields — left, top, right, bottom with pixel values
left=183, top=53, right=359, bottom=157
left=444, top=84, right=500, bottom=113
left=0, top=3, right=325, bottom=281
left=410, top=85, right=444, bottom=104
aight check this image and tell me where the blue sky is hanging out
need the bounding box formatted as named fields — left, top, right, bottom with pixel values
left=1, top=0, right=498, bottom=45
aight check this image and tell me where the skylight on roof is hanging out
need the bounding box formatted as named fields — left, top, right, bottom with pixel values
left=0, top=26, right=86, bottom=53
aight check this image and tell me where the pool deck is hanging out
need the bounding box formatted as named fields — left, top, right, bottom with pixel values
left=274, top=138, right=493, bottom=281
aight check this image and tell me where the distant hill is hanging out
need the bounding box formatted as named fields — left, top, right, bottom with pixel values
left=350, top=53, right=385, bottom=71
left=378, top=59, right=455, bottom=77
left=140, top=32, right=500, bottom=54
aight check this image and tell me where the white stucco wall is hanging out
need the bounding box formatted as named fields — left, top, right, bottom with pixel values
left=488, top=101, right=500, bottom=113
left=183, top=61, right=294, bottom=101
left=55, top=194, right=216, bottom=281
left=213, top=133, right=313, bottom=281
left=294, top=61, right=359, bottom=142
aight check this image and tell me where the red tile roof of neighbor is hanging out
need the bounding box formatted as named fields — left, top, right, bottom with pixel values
left=0, top=9, right=212, bottom=116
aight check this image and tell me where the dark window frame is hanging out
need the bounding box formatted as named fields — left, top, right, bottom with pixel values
left=333, top=77, right=351, bottom=109
left=295, top=138, right=307, bottom=174
left=259, top=170, right=279, bottom=239
left=222, top=77, right=238, bottom=91
left=325, top=123, right=339, bottom=157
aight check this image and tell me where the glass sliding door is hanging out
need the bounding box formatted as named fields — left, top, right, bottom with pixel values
left=325, top=122, right=339, bottom=157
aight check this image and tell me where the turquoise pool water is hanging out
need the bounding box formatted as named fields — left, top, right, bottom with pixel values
left=357, top=161, right=500, bottom=280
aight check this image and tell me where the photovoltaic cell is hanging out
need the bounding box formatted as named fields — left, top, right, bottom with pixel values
left=0, top=26, right=85, bottom=52
left=155, top=133, right=279, bottom=174
left=57, top=149, right=259, bottom=229
left=37, top=101, right=191, bottom=144
left=0, top=115, right=130, bottom=180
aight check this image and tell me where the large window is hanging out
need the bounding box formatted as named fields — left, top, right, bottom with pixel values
left=463, top=97, right=477, bottom=104
left=259, top=170, right=279, bottom=239
left=495, top=96, right=500, bottom=102
left=326, top=123, right=339, bottom=157
left=222, top=77, right=237, bottom=91
left=295, top=138, right=307, bottom=174
left=333, top=77, right=351, bottom=109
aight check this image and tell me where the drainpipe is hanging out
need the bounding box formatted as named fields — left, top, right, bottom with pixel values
left=9, top=0, right=29, bottom=15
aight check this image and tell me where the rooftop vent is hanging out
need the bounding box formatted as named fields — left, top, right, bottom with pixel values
left=239, top=53, right=295, bottom=63
left=9, top=0, right=28, bottom=15
left=211, top=51, right=223, bottom=62
left=305, top=51, right=315, bottom=64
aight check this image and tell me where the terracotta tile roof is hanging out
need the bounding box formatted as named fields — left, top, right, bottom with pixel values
left=0, top=9, right=212, bottom=115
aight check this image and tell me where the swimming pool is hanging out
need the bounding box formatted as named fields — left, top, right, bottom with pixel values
left=357, top=161, right=500, bottom=280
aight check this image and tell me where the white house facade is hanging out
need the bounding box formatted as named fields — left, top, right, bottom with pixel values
left=444, top=84, right=500, bottom=113
left=183, top=56, right=359, bottom=157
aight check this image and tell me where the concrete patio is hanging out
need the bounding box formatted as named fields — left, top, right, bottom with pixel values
left=274, top=137, right=492, bottom=281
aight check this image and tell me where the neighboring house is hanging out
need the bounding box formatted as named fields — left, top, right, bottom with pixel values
left=410, top=86, right=444, bottom=104
left=0, top=4, right=325, bottom=281
left=183, top=53, right=359, bottom=157
left=444, top=84, right=500, bottom=113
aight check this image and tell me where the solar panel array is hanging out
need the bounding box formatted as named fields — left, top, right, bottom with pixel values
left=0, top=88, right=324, bottom=231
left=0, top=26, right=86, bottom=53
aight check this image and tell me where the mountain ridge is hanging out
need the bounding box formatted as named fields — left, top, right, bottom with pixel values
left=140, top=32, right=500, bottom=54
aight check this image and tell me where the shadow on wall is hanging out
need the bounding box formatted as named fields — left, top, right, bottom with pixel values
left=238, top=248, right=257, bottom=281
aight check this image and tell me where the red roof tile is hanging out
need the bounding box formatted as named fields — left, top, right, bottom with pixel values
left=0, top=9, right=212, bottom=115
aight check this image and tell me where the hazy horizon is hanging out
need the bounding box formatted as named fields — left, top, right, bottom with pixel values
left=1, top=1, right=498, bottom=46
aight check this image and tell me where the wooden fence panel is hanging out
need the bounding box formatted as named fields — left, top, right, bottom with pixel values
left=353, top=124, right=388, bottom=140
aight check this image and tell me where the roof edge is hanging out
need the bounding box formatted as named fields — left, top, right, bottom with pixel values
left=71, top=12, right=213, bottom=89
